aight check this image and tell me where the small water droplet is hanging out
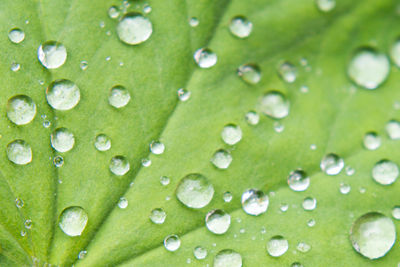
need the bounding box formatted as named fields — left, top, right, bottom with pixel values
left=59, top=206, right=88, bottom=237
left=7, top=95, right=36, bottom=125
left=229, top=16, right=253, bottom=39
left=141, top=158, right=151, bottom=167
left=105, top=56, right=111, bottom=61
left=176, top=173, right=214, bottom=209
left=223, top=192, right=233, bottom=203
left=316, top=0, right=336, bottom=12
left=211, top=149, right=232, bottom=169
left=302, top=197, right=317, bottom=211
left=24, top=219, right=32, bottom=229
left=245, top=111, right=259, bottom=125
left=237, top=63, right=261, bottom=84
left=51, top=128, right=75, bottom=153
left=117, top=197, right=128, bottom=209
left=143, top=4, right=152, bottom=14
left=80, top=60, right=88, bottom=71
left=21, top=230, right=26, bottom=237
left=46, top=79, right=80, bottom=111
left=221, top=124, right=242, bottom=145
left=150, top=208, right=166, bottom=224
left=164, top=234, right=180, bottom=251
left=363, top=132, right=381, bottom=150
left=108, top=5, right=120, bottom=19
left=94, top=134, right=111, bottom=151
left=43, top=120, right=51, bottom=128
left=287, top=169, right=310, bottom=191
left=260, top=91, right=290, bottom=119
left=372, top=159, right=399, bottom=185
left=339, top=183, right=351, bottom=194
left=193, top=246, right=207, bottom=260
left=38, top=41, right=67, bottom=69
left=296, top=242, right=311, bottom=253
left=108, top=85, right=130, bottom=108
left=109, top=156, right=130, bottom=176
left=8, top=28, right=25, bottom=43
left=194, top=48, right=217, bottom=68
left=280, top=203, right=289, bottom=212
left=310, top=144, right=317, bottom=150
left=7, top=139, right=32, bottom=165
left=307, top=219, right=316, bottom=227
left=53, top=155, right=64, bottom=167
left=267, top=235, right=288, bottom=257
left=214, top=249, right=242, bottom=267
left=150, top=140, right=165, bottom=155
left=345, top=166, right=355, bottom=176
left=392, top=206, right=400, bottom=220
left=291, top=262, right=304, bottom=267
left=15, top=198, right=24, bottom=209
left=205, top=209, right=231, bottom=234
left=391, top=39, right=400, bottom=68
left=278, top=62, right=297, bottom=83
left=117, top=13, right=153, bottom=45
left=160, top=176, right=170, bottom=186
left=320, top=153, right=344, bottom=175
left=189, top=17, right=199, bottom=27
left=241, top=189, right=269, bottom=216
left=10, top=62, right=20, bottom=72
left=78, top=250, right=87, bottom=260
left=99, top=21, right=105, bottom=28
left=300, top=85, right=309, bottom=93
left=386, top=120, right=400, bottom=140
left=177, top=88, right=191, bottom=101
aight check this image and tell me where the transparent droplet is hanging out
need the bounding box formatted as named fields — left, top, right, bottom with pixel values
left=8, top=28, right=25, bottom=44
left=108, top=85, right=130, bottom=108
left=176, top=173, right=214, bottom=209
left=267, top=235, right=289, bottom=257
left=348, top=48, right=390, bottom=90
left=150, top=140, right=165, bottom=155
left=160, top=176, right=170, bottom=186
left=117, top=13, right=153, bottom=45
left=307, top=219, right=316, bottom=227
left=109, top=156, right=130, bottom=176
left=7, top=95, right=36, bottom=125
left=211, top=149, right=232, bottom=169
left=386, top=120, right=400, bottom=140
left=59, top=206, right=88, bottom=237
left=278, top=62, right=297, bottom=83
left=287, top=169, right=310, bottom=191
left=53, top=155, right=64, bottom=167
left=320, top=153, right=344, bottom=175
left=143, top=4, right=152, bottom=14
left=221, top=124, right=242, bottom=145
left=316, top=0, right=336, bottom=12
left=141, top=158, right=151, bottom=167
left=273, top=122, right=284, bottom=133
left=193, top=246, right=207, bottom=260
left=291, top=262, right=304, bottom=267
left=229, top=16, right=253, bottom=39
left=51, top=128, right=75, bottom=153
left=15, top=198, right=24, bottom=209
left=194, top=48, right=217, bottom=68
left=245, top=111, right=259, bottom=125
left=177, top=88, right=191, bottom=101
left=350, top=212, right=396, bottom=259
left=189, top=17, right=199, bottom=27
left=94, top=134, right=111, bottom=151
left=118, top=197, right=128, bottom=209
left=164, top=234, right=180, bottom=251
left=363, top=132, right=381, bottom=150
left=280, top=203, right=289, bottom=212
left=372, top=160, right=399, bottom=185
left=345, top=166, right=355, bottom=176
left=214, top=249, right=242, bottom=267
left=7, top=140, right=32, bottom=165
left=392, top=206, right=400, bottom=220
left=78, top=250, right=87, bottom=260
left=390, top=39, right=400, bottom=68
left=80, top=60, right=88, bottom=71
left=223, top=192, right=233, bottom=203
left=46, top=79, right=80, bottom=111
left=339, top=183, right=351, bottom=194
left=300, top=85, right=309, bottom=93
left=38, top=41, right=67, bottom=69
left=11, top=62, right=20, bottom=72
left=108, top=5, right=120, bottom=19
left=259, top=91, right=290, bottom=119
left=21, top=230, right=26, bottom=237
left=241, top=189, right=269, bottom=216
left=205, top=209, right=231, bottom=234
left=150, top=208, right=166, bottom=224
left=237, top=64, right=261, bottom=84
left=296, top=242, right=311, bottom=253
left=43, top=120, right=51, bottom=128
left=302, top=197, right=317, bottom=211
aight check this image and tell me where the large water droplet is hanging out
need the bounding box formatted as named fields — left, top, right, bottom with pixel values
left=302, top=197, right=317, bottom=211
left=278, top=62, right=297, bottom=83
left=164, top=234, right=180, bottom=251
left=260, top=91, right=290, bottom=119
left=363, top=132, right=381, bottom=150
left=108, top=85, right=130, bottom=108
left=241, top=189, right=269, bottom=216
left=237, top=64, right=261, bottom=84
left=51, top=128, right=75, bottom=153
left=348, top=48, right=390, bottom=90
left=372, top=160, right=399, bottom=185
left=7, top=95, right=36, bottom=125
left=287, top=169, right=310, bottom=191
left=211, top=149, right=232, bottom=169
left=194, top=48, right=217, bottom=68
left=386, top=120, right=400, bottom=140
left=94, top=134, right=111, bottom=151
left=193, top=246, right=207, bottom=260
left=38, top=41, right=67, bottom=69
left=59, top=206, right=88, bottom=237
left=117, top=13, right=153, bottom=45
left=7, top=140, right=32, bottom=165
left=316, top=0, right=336, bottom=12
left=176, top=173, right=214, bottom=209
left=221, top=124, right=242, bottom=145
left=214, top=249, right=242, bottom=267
left=350, top=212, right=396, bottom=259
left=229, top=16, right=252, bottom=39
left=205, top=209, right=231, bottom=234
left=109, top=155, right=130, bottom=176
left=320, top=153, right=344, bottom=175
left=8, top=28, right=25, bottom=44
left=150, top=140, right=165, bottom=155
left=267, top=235, right=289, bottom=257
left=150, top=208, right=166, bottom=224
left=46, top=79, right=80, bottom=111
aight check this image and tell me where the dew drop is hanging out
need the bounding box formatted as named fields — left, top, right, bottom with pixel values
left=307, top=219, right=316, bottom=227
left=193, top=246, right=207, bottom=260
left=372, top=159, right=399, bottom=185
left=221, top=124, right=242, bottom=145
left=53, top=155, right=64, bottom=168
left=78, top=250, right=87, bottom=260
left=194, top=48, right=217, bottom=68
left=205, top=209, right=231, bottom=234
left=164, top=234, right=180, bottom=251
left=108, top=85, right=130, bottom=108
left=278, top=62, right=297, bottom=83
left=287, top=169, right=310, bottom=191
left=214, top=249, right=242, bottom=267
left=211, top=149, right=232, bottom=169
left=316, top=0, right=336, bottom=12
left=59, top=206, right=88, bottom=237
left=241, top=189, right=269, bottom=216
left=229, top=16, right=253, bottom=39
left=176, top=173, right=214, bottom=209
left=160, top=176, right=170, bottom=186
left=24, top=219, right=32, bottom=229
left=15, top=198, right=24, bottom=209
left=339, top=183, right=351, bottom=194
left=390, top=39, right=400, bottom=68
left=273, top=122, right=284, bottom=133
left=7, top=95, right=36, bottom=125
left=260, top=91, right=290, bottom=119
left=302, top=197, right=317, bottom=211
left=109, top=156, right=130, bottom=176
left=141, top=158, right=151, bottom=167
left=117, top=13, right=153, bottom=45
left=150, top=140, right=165, bottom=155
left=38, top=41, right=67, bottom=69
left=296, top=242, right=311, bottom=253
left=8, top=28, right=25, bottom=43
left=291, top=262, right=304, bottom=267
left=280, top=203, right=289, bottom=212
left=345, top=166, right=355, bottom=176
left=118, top=197, right=128, bottom=209
left=386, top=120, right=400, bottom=140
left=150, top=208, right=166, bottom=224
left=392, top=206, right=400, bottom=220
left=143, top=4, right=152, bottom=14
left=94, top=134, right=111, bottom=151
left=266, top=235, right=289, bottom=257
left=363, top=132, right=381, bottom=150
left=108, top=5, right=120, bottom=19
left=7, top=140, right=32, bottom=165
left=80, top=60, right=88, bottom=71
left=223, top=192, right=233, bottom=203
left=189, top=17, right=199, bottom=27
left=177, top=88, right=191, bottom=101
left=320, top=153, right=344, bottom=175
left=237, top=64, right=261, bottom=84
left=51, top=128, right=75, bottom=153
left=245, top=111, right=259, bottom=125
left=46, top=79, right=80, bottom=111
left=11, top=62, right=20, bottom=72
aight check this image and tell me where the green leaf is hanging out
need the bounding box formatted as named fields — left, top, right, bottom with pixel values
left=0, top=0, right=399, bottom=266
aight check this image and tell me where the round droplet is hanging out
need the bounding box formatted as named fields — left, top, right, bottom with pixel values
left=316, top=0, right=336, bottom=12
left=320, top=153, right=344, bottom=175
left=141, top=158, right=151, bottom=167
left=339, top=183, right=351, bottom=194
left=241, top=189, right=269, bottom=216
left=80, top=60, right=88, bottom=71
left=7, top=140, right=32, bottom=165
left=53, top=155, right=64, bottom=167
left=177, top=88, right=191, bottom=101
left=280, top=203, right=289, bottom=212
left=78, top=250, right=87, bottom=260
left=8, top=28, right=25, bottom=44
left=176, top=173, right=214, bottom=209
left=278, top=62, right=297, bottom=83
left=345, top=166, right=355, bottom=176
left=245, top=111, right=259, bottom=125
left=193, top=246, right=207, bottom=260
left=260, top=91, right=290, bottom=119
left=59, top=206, right=88, bottom=237
left=150, top=208, right=166, bottom=224
left=363, top=132, right=381, bottom=150
left=189, top=17, right=199, bottom=27
left=109, top=156, right=130, bottom=176
left=221, top=124, right=242, bottom=145
left=11, top=62, right=20, bottom=72
left=237, top=64, right=261, bottom=84
left=205, top=209, right=231, bottom=234
left=7, top=95, right=36, bottom=125
left=390, top=39, right=400, bottom=68
left=372, top=160, right=399, bottom=185
left=15, top=198, right=24, bottom=209
left=229, top=16, right=253, bottom=39
left=291, top=262, right=304, bottom=267
left=160, top=176, right=170, bottom=186
left=302, top=197, right=317, bottom=211
left=307, top=219, right=316, bottom=227
left=51, top=128, right=75, bottom=153
left=296, top=242, right=311, bottom=253
left=108, top=85, right=130, bottom=108
left=150, top=140, right=165, bottom=155
left=267, top=235, right=289, bottom=257
left=287, top=169, right=310, bottom=191
left=348, top=48, right=390, bottom=90
left=386, top=120, right=400, bottom=140
left=214, top=249, right=242, bottom=267
left=164, top=234, right=180, bottom=251
left=46, top=79, right=80, bottom=111
left=194, top=48, right=217, bottom=68
left=223, top=192, right=233, bottom=203
left=38, top=41, right=67, bottom=69
left=108, top=5, right=120, bottom=19
left=143, top=5, right=152, bottom=14
left=211, top=149, right=232, bottom=169
left=392, top=206, right=400, bottom=220
left=94, top=134, right=111, bottom=151
left=117, top=13, right=153, bottom=45
left=118, top=197, right=128, bottom=209
left=350, top=212, right=396, bottom=259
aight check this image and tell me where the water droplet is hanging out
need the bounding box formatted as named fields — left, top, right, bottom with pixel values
left=214, top=249, right=242, bottom=267
left=176, top=173, right=214, bottom=209
left=307, top=219, right=316, bottom=227
left=94, top=134, right=111, bottom=151
left=267, top=235, right=289, bottom=257
left=99, top=21, right=105, bottom=28
left=392, top=206, right=400, bottom=220
left=386, top=120, right=400, bottom=140
left=143, top=4, right=152, bottom=14
left=296, top=242, right=311, bottom=253
left=316, top=0, right=336, bottom=12
left=7, top=95, right=36, bottom=125
left=223, top=192, right=233, bottom=203
left=141, top=158, right=151, bottom=167
left=302, top=197, right=317, bottom=211
left=53, top=155, right=64, bottom=167
left=345, top=166, right=355, bottom=176
left=339, top=183, right=351, bottom=194
left=51, top=128, right=75, bottom=153
left=229, top=16, right=252, bottom=39
left=245, top=111, right=259, bottom=125
left=372, top=160, right=399, bottom=185
left=237, top=63, right=261, bottom=84
left=150, top=208, right=166, bottom=224
left=59, top=206, right=88, bottom=237
left=241, top=189, right=269, bottom=216
left=193, top=246, right=207, bottom=260
left=38, top=41, right=67, bottom=69
left=108, top=85, right=130, bottom=108
left=46, top=79, right=80, bottom=111
left=363, top=132, right=381, bottom=150
left=8, top=28, right=25, bottom=43
left=348, top=48, right=390, bottom=90
left=278, top=62, right=297, bottom=83
left=259, top=91, right=290, bottom=119
left=11, top=62, right=20, bottom=72
left=160, top=176, right=170, bottom=186
left=80, top=60, right=88, bottom=71
left=7, top=140, right=32, bottom=165
left=291, top=262, right=304, bottom=267
left=21, top=230, right=26, bottom=237
left=350, top=212, right=396, bottom=259
left=78, top=250, right=87, bottom=260
left=320, top=153, right=344, bottom=175
left=211, top=149, right=232, bottom=169
left=108, top=5, right=120, bottom=19
left=189, top=17, right=199, bottom=27
left=205, top=209, right=231, bottom=234
left=287, top=169, right=310, bottom=191
left=300, top=85, right=309, bottom=93
left=105, top=56, right=111, bottom=61
left=150, top=140, right=165, bottom=155
left=15, top=198, right=24, bottom=209
left=118, top=197, right=128, bottom=209
left=221, top=124, right=242, bottom=145
left=109, top=156, right=130, bottom=176
left=280, top=203, right=289, bottom=212
left=177, top=88, right=191, bottom=101
left=117, top=13, right=153, bottom=45
left=273, top=122, right=284, bottom=133
left=43, top=120, right=51, bottom=128
left=24, top=219, right=32, bottom=229
left=164, top=234, right=180, bottom=251
left=194, top=48, right=217, bottom=68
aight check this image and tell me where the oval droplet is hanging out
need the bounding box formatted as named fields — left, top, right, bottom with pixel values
left=390, top=39, right=400, bottom=68
left=194, top=48, right=217, bottom=68
left=176, top=173, right=214, bottom=209
left=7, top=95, right=36, bottom=125
left=193, top=246, right=207, bottom=260
left=372, top=159, right=399, bottom=185
left=363, top=132, right=381, bottom=150
left=7, top=139, right=32, bottom=165
left=320, top=153, right=344, bottom=175
left=266, top=235, right=289, bottom=257
left=94, top=134, right=111, bottom=151
left=117, top=13, right=153, bottom=45
left=223, top=192, right=233, bottom=203
left=386, top=120, right=400, bottom=140
left=392, top=206, right=400, bottom=220
left=150, top=140, right=165, bottom=155
left=302, top=197, right=317, bottom=211
left=164, top=234, right=180, bottom=252
left=214, top=249, right=242, bottom=267
left=108, top=85, right=130, bottom=108
left=211, top=149, right=232, bottom=169
left=8, top=28, right=25, bottom=44
left=51, top=128, right=75, bottom=153
left=237, top=63, right=261, bottom=84
left=108, top=5, right=120, bottom=19
left=339, top=183, right=351, bottom=194
left=259, top=91, right=290, bottom=119
left=46, top=79, right=80, bottom=111
left=229, top=16, right=253, bottom=39
left=278, top=62, right=297, bottom=83
left=287, top=169, right=310, bottom=192
left=245, top=111, right=260, bottom=125
left=316, top=0, right=336, bottom=12
left=38, top=41, right=67, bottom=69
left=177, top=88, right=191, bottom=101
left=118, top=197, right=128, bottom=209
left=150, top=208, right=166, bottom=224
left=221, top=124, right=242, bottom=145
left=109, top=155, right=130, bottom=176
left=205, top=209, right=231, bottom=234
left=241, top=189, right=269, bottom=216
left=59, top=206, right=88, bottom=237
left=53, top=155, right=64, bottom=167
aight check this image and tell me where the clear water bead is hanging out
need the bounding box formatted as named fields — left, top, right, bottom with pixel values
left=287, top=169, right=310, bottom=191
left=94, top=134, right=111, bottom=151
left=150, top=140, right=165, bottom=155
left=320, top=153, right=344, bottom=175
left=80, top=60, right=88, bottom=71
left=267, top=235, right=289, bottom=257
left=205, top=209, right=231, bottom=234
left=150, top=208, right=166, bottom=224
left=245, top=111, right=259, bottom=125
left=392, top=206, right=400, bottom=220
left=78, top=250, right=87, bottom=260
left=7, top=140, right=32, bottom=165
left=38, top=41, right=67, bottom=69
left=241, top=189, right=269, bottom=216
left=108, top=85, right=131, bottom=108
left=53, top=155, right=64, bottom=167
left=117, top=13, right=153, bottom=45
left=11, top=62, right=20, bottom=72
left=15, top=198, right=24, bottom=209
left=221, top=124, right=242, bottom=145
left=108, top=6, right=120, bottom=19
left=193, top=246, right=207, bottom=260
left=390, top=39, right=400, bottom=67
left=118, top=197, right=128, bottom=209
left=278, top=62, right=297, bottom=83
left=214, top=249, right=242, bottom=267
left=339, top=183, right=351, bottom=194
left=164, top=235, right=180, bottom=251
left=372, top=160, right=399, bottom=185
left=223, top=191, right=233, bottom=203
left=160, top=176, right=170, bottom=186
left=211, top=149, right=232, bottom=169
left=386, top=120, right=400, bottom=140
left=296, top=242, right=311, bottom=253
left=51, top=128, right=75, bottom=153
left=8, top=28, right=25, bottom=43
left=189, top=17, right=199, bottom=27
left=46, top=79, right=80, bottom=111
left=259, top=91, right=290, bottom=119
left=316, top=0, right=336, bottom=12
left=177, top=88, right=191, bottom=101
left=237, top=64, right=261, bottom=84
left=194, top=48, right=217, bottom=68
left=59, top=206, right=88, bottom=237
left=302, top=197, right=317, bottom=211
left=109, top=156, right=130, bottom=176
left=363, top=132, right=381, bottom=150
left=229, top=16, right=253, bottom=39
left=7, top=95, right=36, bottom=125
left=176, top=173, right=214, bottom=209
